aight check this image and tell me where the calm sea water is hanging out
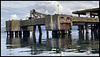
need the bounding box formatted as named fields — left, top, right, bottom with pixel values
left=1, top=30, right=99, bottom=56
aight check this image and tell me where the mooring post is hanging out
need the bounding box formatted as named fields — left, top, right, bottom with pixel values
left=38, top=25, right=42, bottom=35
left=33, top=25, right=36, bottom=35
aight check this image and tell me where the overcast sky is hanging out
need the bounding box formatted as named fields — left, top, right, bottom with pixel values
left=1, top=1, right=99, bottom=27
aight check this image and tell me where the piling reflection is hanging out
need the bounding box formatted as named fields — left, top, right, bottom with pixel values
left=6, top=36, right=21, bottom=49
left=6, top=30, right=99, bottom=55
left=51, top=33, right=73, bottom=53
left=77, top=30, right=99, bottom=54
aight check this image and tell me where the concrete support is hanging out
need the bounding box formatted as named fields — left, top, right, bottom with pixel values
left=33, top=25, right=36, bottom=35
left=15, top=31, right=18, bottom=37
left=38, top=25, right=42, bottom=35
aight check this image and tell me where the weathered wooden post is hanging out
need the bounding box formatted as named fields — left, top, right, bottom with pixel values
left=82, top=25, right=84, bottom=38
left=39, top=34, right=42, bottom=44
left=94, top=24, right=99, bottom=40
left=7, top=31, right=9, bottom=35
left=85, top=23, right=89, bottom=33
left=78, top=25, right=84, bottom=40
left=38, top=25, right=42, bottom=35
left=7, top=31, right=9, bottom=37
left=27, top=31, right=30, bottom=37
left=10, top=31, right=13, bottom=38
left=47, top=30, right=49, bottom=38
left=33, top=33, right=36, bottom=44
left=91, top=24, right=93, bottom=40
left=85, top=23, right=89, bottom=40
left=15, top=31, right=18, bottom=37
left=33, top=25, right=36, bottom=35
left=86, top=32, right=89, bottom=40
left=19, top=31, right=22, bottom=37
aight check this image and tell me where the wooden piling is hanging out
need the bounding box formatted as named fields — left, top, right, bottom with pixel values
left=91, top=24, right=93, bottom=40
left=85, top=23, right=89, bottom=33
left=7, top=31, right=9, bottom=37
left=38, top=25, right=42, bottom=35
left=33, top=25, right=36, bottom=35
left=47, top=30, right=49, bottom=38
left=15, top=31, right=18, bottom=37
left=10, top=31, right=13, bottom=38
left=19, top=31, right=22, bottom=37
left=39, top=34, right=42, bottom=44
left=86, top=32, right=89, bottom=40
left=7, top=31, right=8, bottom=35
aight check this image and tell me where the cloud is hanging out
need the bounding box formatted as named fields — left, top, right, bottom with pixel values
left=10, top=14, right=20, bottom=20
left=1, top=1, right=99, bottom=27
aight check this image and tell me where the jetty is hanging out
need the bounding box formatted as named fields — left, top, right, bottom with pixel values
left=6, top=8, right=99, bottom=40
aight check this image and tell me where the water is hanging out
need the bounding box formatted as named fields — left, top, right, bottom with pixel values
left=1, top=30, right=99, bottom=56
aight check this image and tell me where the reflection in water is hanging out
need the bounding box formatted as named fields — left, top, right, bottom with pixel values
left=6, top=31, right=99, bottom=55
left=77, top=30, right=99, bottom=54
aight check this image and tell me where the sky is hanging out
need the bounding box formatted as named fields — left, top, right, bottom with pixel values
left=1, top=1, right=99, bottom=27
